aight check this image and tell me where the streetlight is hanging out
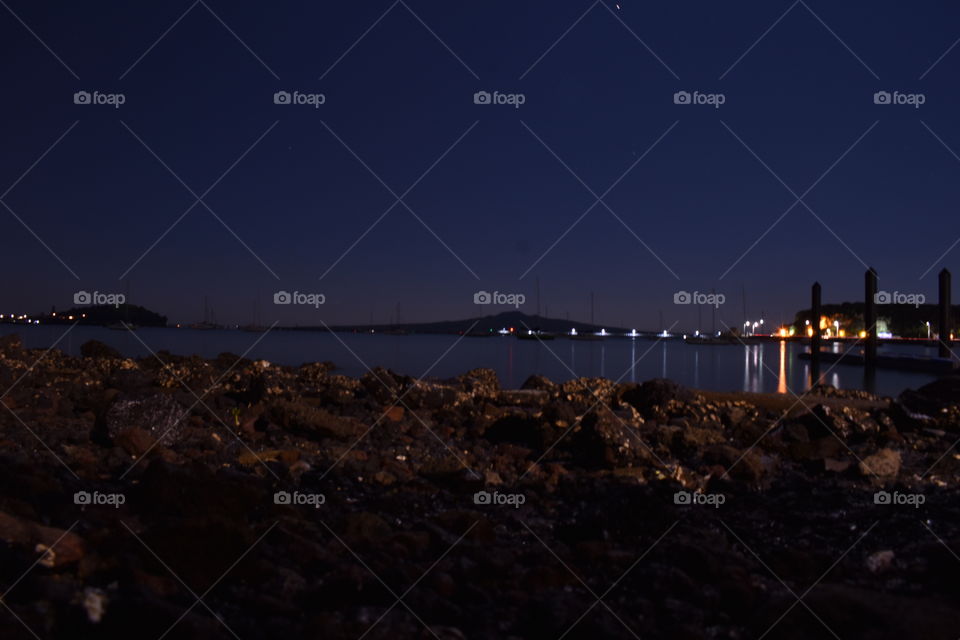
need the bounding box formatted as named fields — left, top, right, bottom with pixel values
left=834, top=320, right=839, bottom=338
left=926, top=321, right=931, bottom=339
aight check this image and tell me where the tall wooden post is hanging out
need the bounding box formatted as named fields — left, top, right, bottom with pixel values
left=939, top=268, right=952, bottom=358
left=811, top=282, right=821, bottom=380
left=864, top=268, right=878, bottom=367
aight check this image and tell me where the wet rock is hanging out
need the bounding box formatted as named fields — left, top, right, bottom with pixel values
left=866, top=550, right=895, bottom=574
left=801, top=404, right=850, bottom=439
left=105, top=393, right=186, bottom=445
left=269, top=399, right=366, bottom=440
left=114, top=427, right=157, bottom=457
left=900, top=376, right=960, bottom=414
left=498, top=389, right=549, bottom=406
left=80, top=340, right=122, bottom=360
left=521, top=374, right=557, bottom=393
left=483, top=413, right=544, bottom=450
left=457, top=368, right=500, bottom=397
left=0, top=511, right=85, bottom=566
left=859, top=448, right=901, bottom=480
left=0, top=333, right=25, bottom=359
left=619, top=378, right=693, bottom=419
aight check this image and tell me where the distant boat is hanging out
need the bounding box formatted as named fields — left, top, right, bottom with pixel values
left=517, top=329, right=556, bottom=341
left=239, top=324, right=267, bottom=333
left=189, top=321, right=220, bottom=331
left=685, top=335, right=739, bottom=345
left=192, top=295, right=221, bottom=330
left=798, top=351, right=958, bottom=373
left=570, top=333, right=603, bottom=341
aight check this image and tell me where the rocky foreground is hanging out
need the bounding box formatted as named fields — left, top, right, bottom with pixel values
left=1, top=334, right=959, bottom=639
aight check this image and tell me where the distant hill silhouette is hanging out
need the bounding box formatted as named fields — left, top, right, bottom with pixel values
left=38, top=304, right=167, bottom=327
left=308, top=311, right=635, bottom=335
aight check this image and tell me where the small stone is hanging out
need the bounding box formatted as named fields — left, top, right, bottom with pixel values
left=824, top=458, right=851, bottom=473
left=866, top=550, right=895, bottom=574
left=82, top=587, right=109, bottom=623
left=859, top=448, right=901, bottom=479
left=114, top=427, right=156, bottom=457
left=80, top=340, right=122, bottom=359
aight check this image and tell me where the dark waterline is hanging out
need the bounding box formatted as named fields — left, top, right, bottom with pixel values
left=1, top=325, right=942, bottom=397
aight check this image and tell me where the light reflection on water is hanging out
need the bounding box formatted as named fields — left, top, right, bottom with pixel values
left=0, top=325, right=943, bottom=396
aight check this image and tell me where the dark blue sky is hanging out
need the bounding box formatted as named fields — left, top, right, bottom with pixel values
left=2, top=1, right=959, bottom=329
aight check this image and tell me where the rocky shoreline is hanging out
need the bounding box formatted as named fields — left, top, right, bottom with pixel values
left=1, top=334, right=959, bottom=639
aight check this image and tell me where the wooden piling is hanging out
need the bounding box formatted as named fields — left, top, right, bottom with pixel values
left=864, top=268, right=878, bottom=367
left=939, top=268, right=952, bottom=358
left=811, top=282, right=821, bottom=380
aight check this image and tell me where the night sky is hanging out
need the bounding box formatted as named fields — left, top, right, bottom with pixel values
left=2, top=1, right=960, bottom=329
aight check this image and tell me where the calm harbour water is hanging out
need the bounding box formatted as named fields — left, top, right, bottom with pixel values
left=1, top=325, right=944, bottom=397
